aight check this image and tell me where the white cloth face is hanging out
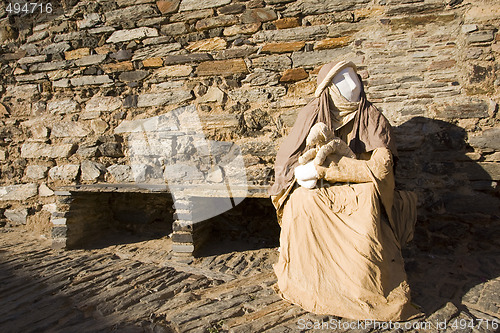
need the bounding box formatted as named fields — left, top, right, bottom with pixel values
left=332, top=67, right=361, bottom=102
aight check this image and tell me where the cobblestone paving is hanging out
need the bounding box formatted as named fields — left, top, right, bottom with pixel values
left=0, top=229, right=498, bottom=332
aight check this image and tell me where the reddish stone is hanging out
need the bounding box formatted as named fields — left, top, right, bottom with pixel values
left=314, top=37, right=351, bottom=50
left=428, top=59, right=457, bottom=70
left=156, top=0, right=180, bottom=14
left=279, top=68, right=308, bottom=82
left=261, top=41, right=305, bottom=53
left=101, top=61, right=134, bottom=73
left=274, top=17, right=301, bottom=30
left=143, top=57, right=164, bottom=68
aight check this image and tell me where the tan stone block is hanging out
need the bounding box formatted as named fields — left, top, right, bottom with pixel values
left=288, top=80, right=315, bottom=97
left=492, top=43, right=500, bottom=54
left=95, top=44, right=117, bottom=55
left=279, top=68, right=308, bottom=83
left=274, top=17, right=300, bottom=29
left=261, top=41, right=305, bottom=53
left=142, top=57, right=164, bottom=68
left=186, top=37, right=227, bottom=52
left=101, top=61, right=134, bottom=73
left=154, top=65, right=193, bottom=77
left=428, top=59, right=456, bottom=71
left=196, top=59, right=248, bottom=76
left=223, top=23, right=261, bottom=36
left=64, top=48, right=90, bottom=60
left=314, top=36, right=351, bottom=50
left=91, top=119, right=109, bottom=134
left=354, top=6, right=384, bottom=20
left=156, top=0, right=180, bottom=14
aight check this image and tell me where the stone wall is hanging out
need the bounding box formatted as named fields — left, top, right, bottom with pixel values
left=0, top=0, right=498, bottom=235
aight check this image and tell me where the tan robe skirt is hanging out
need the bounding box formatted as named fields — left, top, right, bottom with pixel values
left=273, top=183, right=422, bottom=321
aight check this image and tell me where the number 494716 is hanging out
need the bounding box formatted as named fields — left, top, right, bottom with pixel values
left=6, top=2, right=53, bottom=15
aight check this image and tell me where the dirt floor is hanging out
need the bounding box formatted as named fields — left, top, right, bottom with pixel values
left=0, top=223, right=498, bottom=332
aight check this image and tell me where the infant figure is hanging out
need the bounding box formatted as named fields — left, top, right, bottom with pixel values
left=294, top=122, right=356, bottom=188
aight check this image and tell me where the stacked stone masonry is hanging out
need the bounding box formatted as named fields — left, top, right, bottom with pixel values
left=0, top=0, right=498, bottom=248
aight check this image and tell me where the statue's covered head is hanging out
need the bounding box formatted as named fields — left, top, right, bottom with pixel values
left=315, top=61, right=362, bottom=102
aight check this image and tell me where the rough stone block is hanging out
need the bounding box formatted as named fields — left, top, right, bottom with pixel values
left=160, top=22, right=188, bottom=36
left=21, top=143, right=76, bottom=158
left=196, top=59, right=248, bottom=76
left=25, top=165, right=48, bottom=180
left=91, top=119, right=108, bottom=134
left=85, top=96, right=122, bottom=112
left=195, top=15, right=238, bottom=31
left=280, top=68, right=308, bottom=82
left=0, top=184, right=38, bottom=201
left=43, top=42, right=71, bottom=55
left=119, top=70, right=150, bottom=82
left=274, top=17, right=301, bottom=29
left=291, top=48, right=351, bottom=68
left=187, top=37, right=227, bottom=52
left=468, top=128, right=500, bottom=151
left=106, top=27, right=159, bottom=43
left=70, top=75, right=113, bottom=86
left=27, top=30, right=48, bottom=43
left=283, top=0, right=364, bottom=16
left=131, top=43, right=182, bottom=60
left=154, top=65, right=193, bottom=77
left=163, top=53, right=212, bottom=65
left=314, top=36, right=350, bottom=50
left=39, top=183, right=54, bottom=197
left=52, top=122, right=91, bottom=138
left=432, top=101, right=489, bottom=119
left=219, top=3, right=245, bottom=15
left=466, top=30, right=494, bottom=44
left=170, top=9, right=214, bottom=22
left=47, top=99, right=78, bottom=114
left=137, top=90, right=193, bottom=107
left=99, top=143, right=124, bottom=158
left=65, top=48, right=91, bottom=60
left=251, top=54, right=292, bottom=71
left=105, top=5, right=158, bottom=26
left=49, top=165, right=80, bottom=181
left=4, top=208, right=28, bottom=225
left=81, top=160, right=106, bottom=181
left=254, top=25, right=328, bottom=42
left=75, top=54, right=107, bottom=66
left=156, top=0, right=180, bottom=14
left=30, top=61, right=71, bottom=72
left=214, top=46, right=259, bottom=60
left=101, top=61, right=134, bottom=73
left=240, top=8, right=277, bottom=24
left=0, top=149, right=6, bottom=161
left=223, top=23, right=261, bottom=36
left=77, top=13, right=102, bottom=29
left=179, top=0, right=231, bottom=12
left=107, top=164, right=133, bottom=182
left=15, top=73, right=47, bottom=82
left=53, top=79, right=71, bottom=88
left=51, top=225, right=67, bottom=238
left=17, top=55, right=47, bottom=65
left=241, top=69, right=280, bottom=86
left=143, top=57, right=164, bottom=67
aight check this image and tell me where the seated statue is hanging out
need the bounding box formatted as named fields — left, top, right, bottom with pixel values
left=269, top=60, right=422, bottom=321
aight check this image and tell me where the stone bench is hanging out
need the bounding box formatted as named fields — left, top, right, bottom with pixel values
left=51, top=183, right=270, bottom=258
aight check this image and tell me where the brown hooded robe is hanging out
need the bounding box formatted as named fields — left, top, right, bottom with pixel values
left=270, top=61, right=421, bottom=321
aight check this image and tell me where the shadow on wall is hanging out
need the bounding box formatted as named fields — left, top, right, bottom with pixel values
left=394, top=116, right=500, bottom=317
